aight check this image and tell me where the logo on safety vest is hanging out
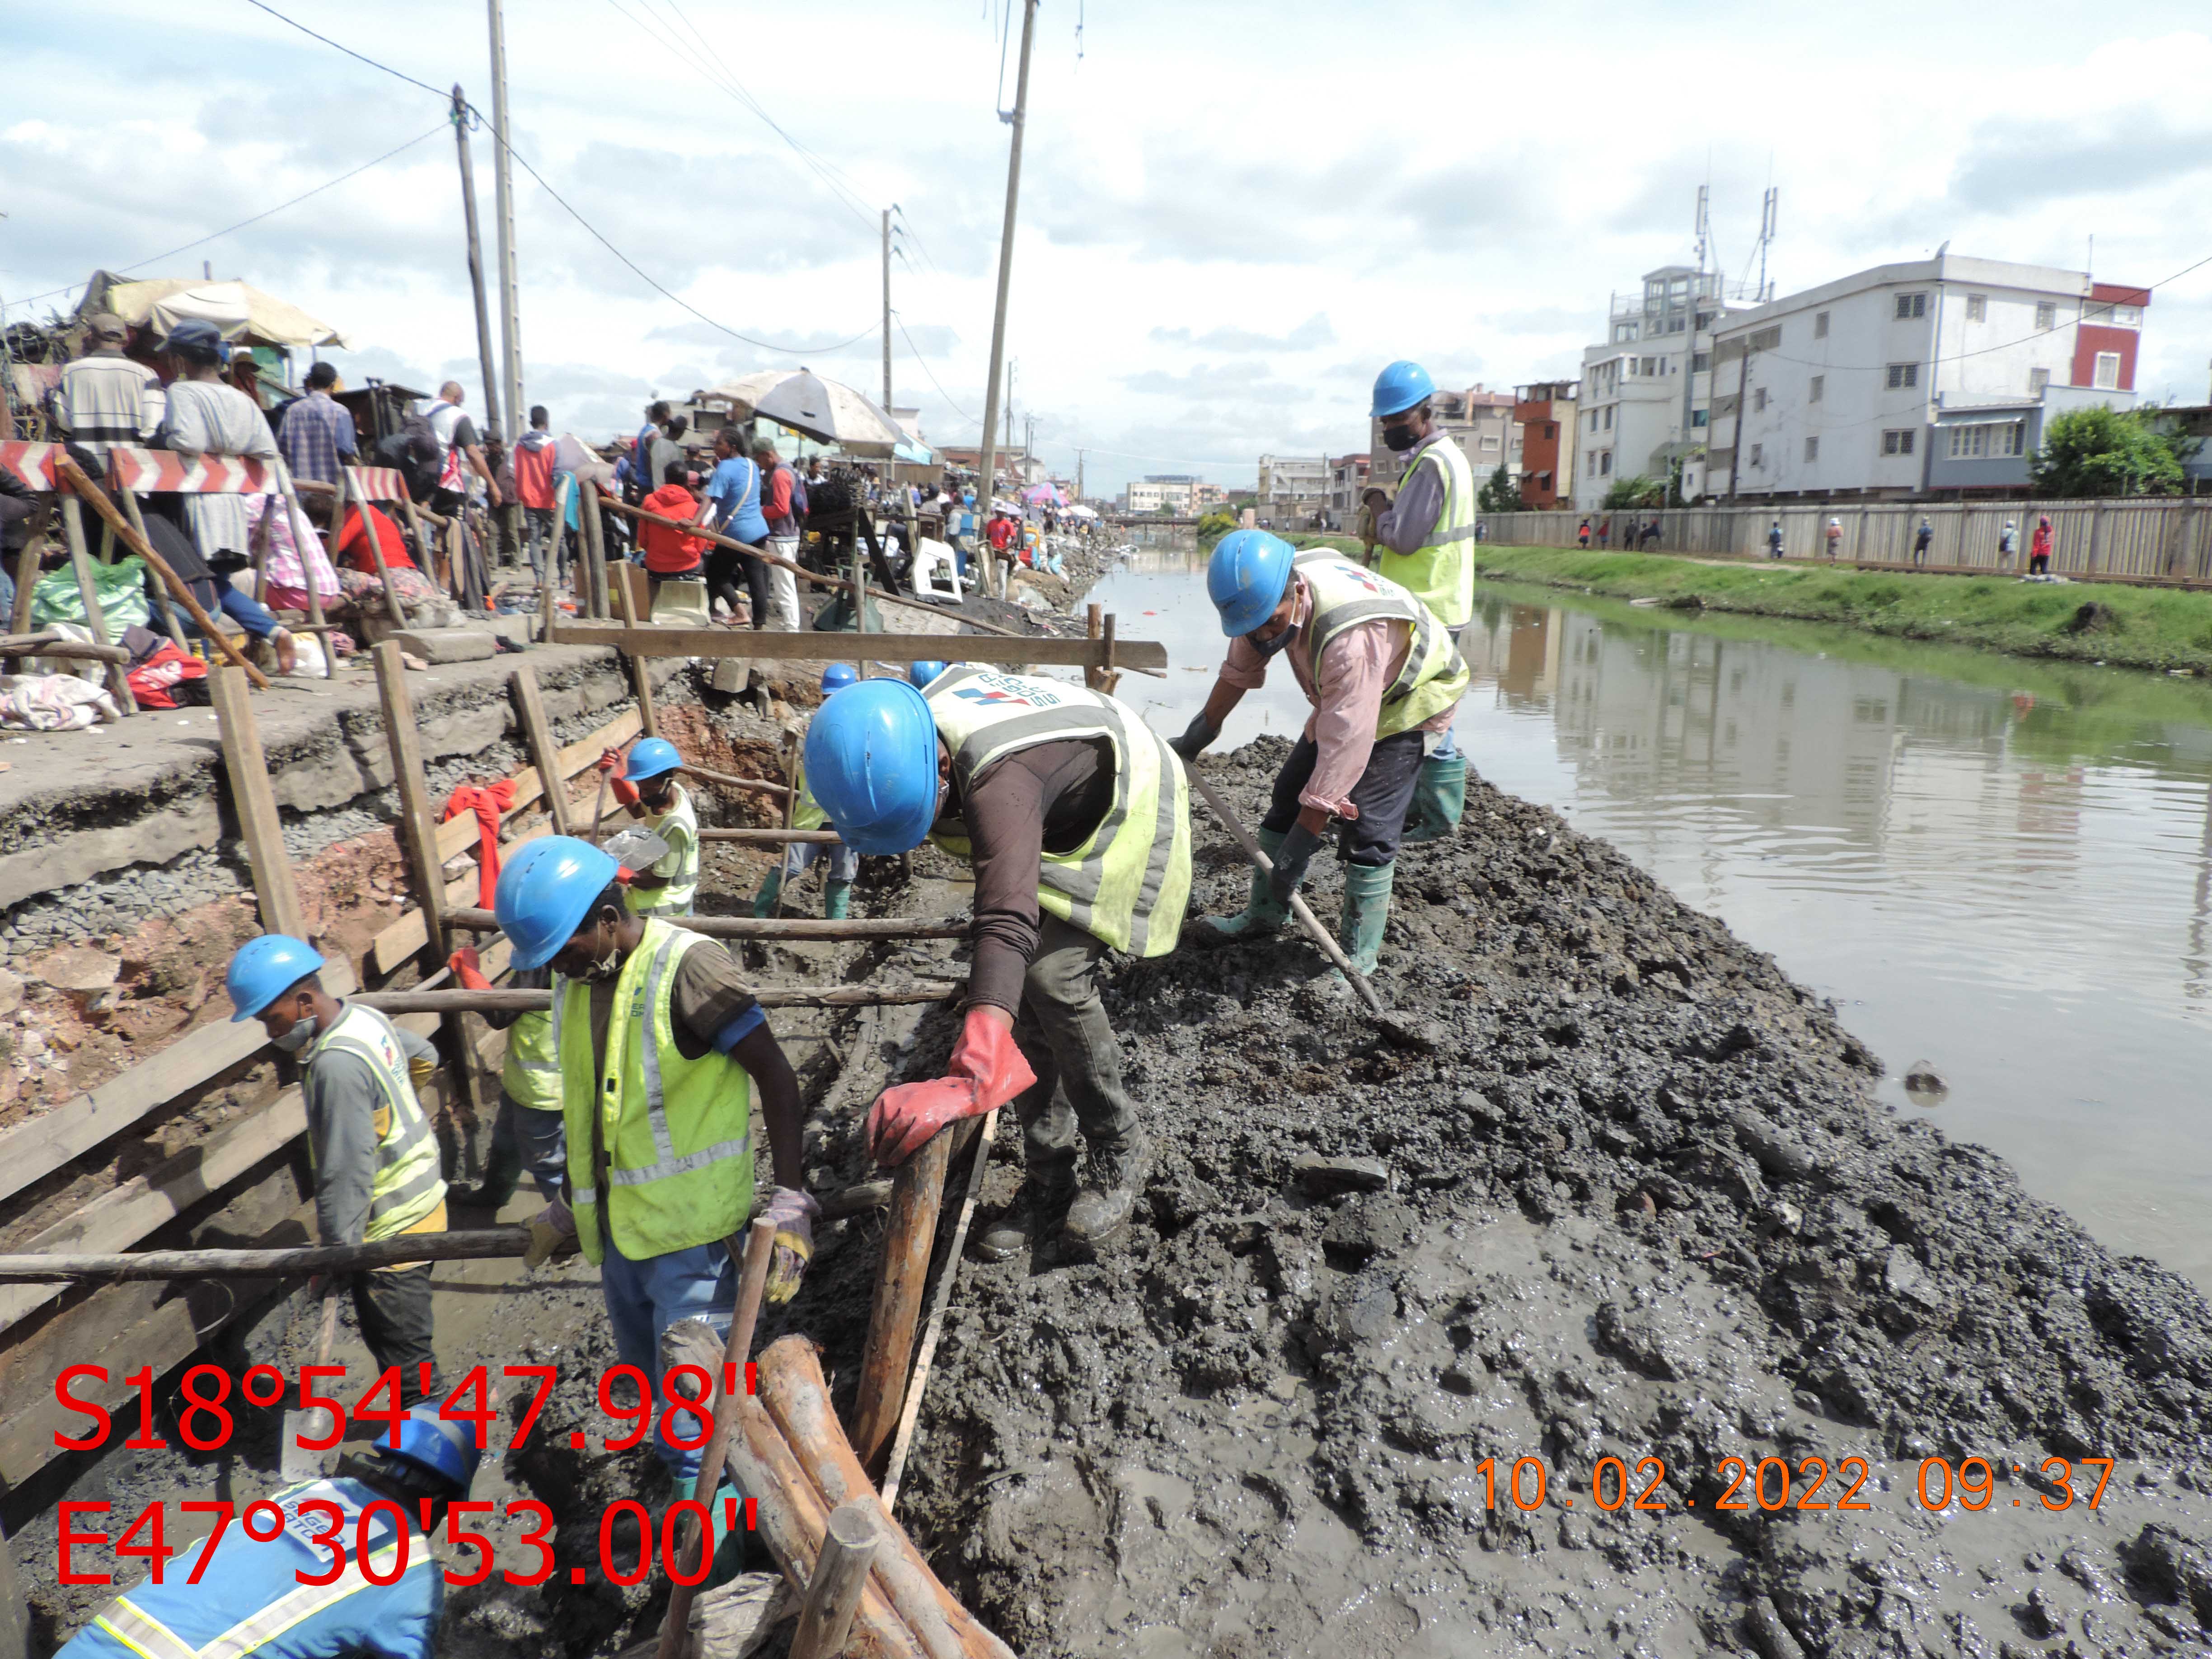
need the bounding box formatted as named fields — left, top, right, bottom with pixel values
left=951, top=670, right=1062, bottom=708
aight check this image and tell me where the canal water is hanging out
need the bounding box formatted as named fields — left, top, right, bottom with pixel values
left=1072, top=544, right=2212, bottom=1293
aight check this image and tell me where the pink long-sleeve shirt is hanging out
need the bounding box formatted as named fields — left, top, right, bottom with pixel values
left=1218, top=576, right=1455, bottom=818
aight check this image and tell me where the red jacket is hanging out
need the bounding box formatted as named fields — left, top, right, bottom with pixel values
left=987, top=517, right=1014, bottom=551
left=2030, top=523, right=2053, bottom=558
left=513, top=433, right=557, bottom=511
left=639, top=483, right=708, bottom=572
left=337, top=503, right=414, bottom=573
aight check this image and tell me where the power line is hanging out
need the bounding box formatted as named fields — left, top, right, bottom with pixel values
left=891, top=312, right=979, bottom=426
left=241, top=0, right=446, bottom=98
left=2, top=124, right=445, bottom=315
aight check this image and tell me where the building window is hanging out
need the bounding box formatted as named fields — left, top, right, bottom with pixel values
left=1603, top=408, right=1613, bottom=430
left=1814, top=310, right=1829, bottom=339
left=1809, top=375, right=1824, bottom=403
left=1804, top=436, right=1819, bottom=462
left=2002, top=421, right=2025, bottom=456
left=2094, top=351, right=2121, bottom=390
left=1482, top=436, right=1500, bottom=450
left=1614, top=321, right=1637, bottom=342
left=2029, top=367, right=2050, bottom=397
left=1966, top=294, right=1987, bottom=322
left=1640, top=356, right=1657, bottom=375
left=1882, top=429, right=1917, bottom=456
left=1668, top=318, right=1686, bottom=333
left=1692, top=408, right=1709, bottom=428
left=1599, top=452, right=1612, bottom=476
left=1749, top=443, right=1763, bottom=467
left=1947, top=424, right=2023, bottom=460
left=2107, top=305, right=2141, bottom=328
left=1749, top=326, right=1781, bottom=351
left=1886, top=362, right=1920, bottom=389
left=1753, top=388, right=1768, bottom=412
left=1895, top=292, right=1927, bottom=319
left=1544, top=423, right=1557, bottom=439
left=2035, top=301, right=2057, bottom=331
left=1692, top=351, right=1711, bottom=372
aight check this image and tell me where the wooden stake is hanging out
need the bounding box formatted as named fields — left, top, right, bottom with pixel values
left=269, top=459, right=338, bottom=678
left=509, top=665, right=572, bottom=836
left=680, top=762, right=792, bottom=799
left=114, top=487, right=189, bottom=651
left=612, top=559, right=660, bottom=736
left=0, top=1229, right=528, bottom=1282
left=787, top=1506, right=881, bottom=1659
left=852, top=1125, right=956, bottom=1472
left=209, top=665, right=306, bottom=938
left=337, top=468, right=412, bottom=631
left=580, top=478, right=611, bottom=619
left=699, top=828, right=844, bottom=845
left=1083, top=602, right=1104, bottom=693
left=550, top=622, right=1167, bottom=673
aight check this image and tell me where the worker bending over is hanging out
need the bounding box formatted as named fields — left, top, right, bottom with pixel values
left=492, top=837, right=815, bottom=1543
left=225, top=937, right=448, bottom=1406
left=599, top=737, right=699, bottom=917
left=1173, top=530, right=1469, bottom=977
left=751, top=663, right=867, bottom=920
left=806, top=662, right=1190, bottom=1256
left=56, top=1404, right=479, bottom=1659
left=1359, top=359, right=1476, bottom=843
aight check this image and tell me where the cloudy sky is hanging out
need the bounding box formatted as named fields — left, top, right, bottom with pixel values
left=6, top=0, right=2211, bottom=495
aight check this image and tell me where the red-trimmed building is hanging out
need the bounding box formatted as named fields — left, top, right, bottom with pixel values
left=1512, top=381, right=1578, bottom=507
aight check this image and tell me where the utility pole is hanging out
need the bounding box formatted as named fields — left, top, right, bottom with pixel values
left=450, top=86, right=504, bottom=447
left=1004, top=360, right=1015, bottom=454
left=881, top=208, right=894, bottom=413
left=1076, top=448, right=1085, bottom=503
left=971, top=0, right=1036, bottom=597
left=487, top=0, right=522, bottom=437
left=1024, top=415, right=1034, bottom=487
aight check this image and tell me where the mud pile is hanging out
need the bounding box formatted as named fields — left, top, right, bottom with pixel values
left=855, top=737, right=2212, bottom=1657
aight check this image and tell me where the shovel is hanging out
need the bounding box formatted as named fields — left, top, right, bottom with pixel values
left=602, top=825, right=670, bottom=874
left=281, top=1286, right=342, bottom=1481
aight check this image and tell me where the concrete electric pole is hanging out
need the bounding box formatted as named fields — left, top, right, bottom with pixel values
left=486, top=0, right=522, bottom=441
left=972, top=0, right=1037, bottom=596
left=449, top=85, right=504, bottom=447
left=881, top=208, right=894, bottom=413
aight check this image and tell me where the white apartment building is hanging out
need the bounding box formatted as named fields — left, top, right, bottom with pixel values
left=1706, top=255, right=2149, bottom=501
left=1575, top=264, right=1763, bottom=510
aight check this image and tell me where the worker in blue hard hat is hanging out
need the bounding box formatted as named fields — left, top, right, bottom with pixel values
left=597, top=735, right=699, bottom=916
left=225, top=935, right=449, bottom=1404
left=1360, top=359, right=1477, bottom=845
left=907, top=660, right=949, bottom=688
left=805, top=665, right=1191, bottom=1258
left=55, top=1401, right=480, bottom=1659
left=490, top=835, right=812, bottom=1553
left=1170, top=529, right=1469, bottom=979
left=752, top=664, right=861, bottom=919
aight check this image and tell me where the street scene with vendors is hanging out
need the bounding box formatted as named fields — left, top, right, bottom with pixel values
left=1, top=3, right=2211, bottom=1657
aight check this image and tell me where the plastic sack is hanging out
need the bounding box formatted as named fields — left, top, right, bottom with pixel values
left=30, top=556, right=152, bottom=635
left=0, top=672, right=122, bottom=730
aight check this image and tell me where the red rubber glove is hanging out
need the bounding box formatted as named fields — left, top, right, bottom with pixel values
left=866, top=1008, right=1036, bottom=1167
left=448, top=947, right=490, bottom=993
left=609, top=774, right=640, bottom=808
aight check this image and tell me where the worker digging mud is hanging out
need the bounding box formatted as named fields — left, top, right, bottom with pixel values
left=54, top=1403, right=479, bottom=1659
left=1173, top=529, right=1470, bottom=978
left=804, top=661, right=1190, bottom=1258
left=750, top=662, right=869, bottom=920
left=224, top=936, right=449, bottom=1406
left=491, top=835, right=815, bottom=1559
left=1359, top=359, right=1476, bottom=842
left=598, top=736, right=699, bottom=917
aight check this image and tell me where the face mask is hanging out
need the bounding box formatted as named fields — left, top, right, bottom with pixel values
left=273, top=1016, right=319, bottom=1054
left=1246, top=623, right=1296, bottom=660
left=1382, top=423, right=1420, bottom=452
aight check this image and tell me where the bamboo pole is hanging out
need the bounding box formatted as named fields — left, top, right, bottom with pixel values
left=444, top=906, right=962, bottom=942
left=787, top=1505, right=882, bottom=1659
left=0, top=1229, right=528, bottom=1281
left=851, top=1126, right=956, bottom=1472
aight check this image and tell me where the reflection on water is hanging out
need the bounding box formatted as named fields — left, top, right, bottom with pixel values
left=1084, top=546, right=2212, bottom=1291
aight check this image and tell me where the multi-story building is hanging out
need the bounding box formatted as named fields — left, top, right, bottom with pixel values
left=1512, top=382, right=1578, bottom=507
left=1706, top=255, right=2150, bottom=501
left=1575, top=266, right=1764, bottom=509
left=1327, top=455, right=1371, bottom=517
left=1256, top=454, right=1331, bottom=527
left=1367, top=387, right=1519, bottom=506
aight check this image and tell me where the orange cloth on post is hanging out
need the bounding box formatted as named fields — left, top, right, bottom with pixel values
left=441, top=779, right=518, bottom=908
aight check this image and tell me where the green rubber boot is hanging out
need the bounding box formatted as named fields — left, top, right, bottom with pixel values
left=670, top=1476, right=751, bottom=1585
left=1339, top=860, right=1397, bottom=977
left=823, top=878, right=853, bottom=920
left=1195, top=826, right=1292, bottom=945
left=750, top=871, right=783, bottom=918
left=1401, top=754, right=1467, bottom=845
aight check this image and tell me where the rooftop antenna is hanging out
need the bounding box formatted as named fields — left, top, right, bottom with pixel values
left=1694, top=183, right=1711, bottom=276
left=1755, top=186, right=1778, bottom=302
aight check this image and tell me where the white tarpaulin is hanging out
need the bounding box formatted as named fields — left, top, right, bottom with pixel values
left=90, top=277, right=349, bottom=349
left=701, top=368, right=905, bottom=456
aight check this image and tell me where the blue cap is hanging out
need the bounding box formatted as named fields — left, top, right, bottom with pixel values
left=820, top=662, right=858, bottom=694
left=623, top=737, right=681, bottom=782
left=802, top=680, right=940, bottom=855
left=1370, top=360, right=1434, bottom=418
left=226, top=935, right=326, bottom=1022
left=493, top=836, right=620, bottom=970
left=162, top=318, right=231, bottom=365
left=1206, top=529, right=1297, bottom=637
left=381, top=1402, right=480, bottom=1495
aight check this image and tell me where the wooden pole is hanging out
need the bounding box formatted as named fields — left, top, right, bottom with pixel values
left=209, top=665, right=306, bottom=938
left=445, top=906, right=963, bottom=942
left=451, top=84, right=505, bottom=447
left=700, top=828, right=844, bottom=845
left=680, top=762, right=792, bottom=799
left=509, top=665, right=573, bottom=836
left=581, top=479, right=612, bottom=619
left=1083, top=602, right=1104, bottom=692
left=269, top=459, right=338, bottom=678
left=0, top=1229, right=529, bottom=1282
left=851, top=1126, right=956, bottom=1472
left=353, top=983, right=958, bottom=1014
left=612, top=558, right=659, bottom=736
left=57, top=459, right=266, bottom=688
left=0, top=633, right=129, bottom=663
left=56, top=494, right=137, bottom=713
left=550, top=623, right=1166, bottom=674
left=654, top=1219, right=778, bottom=1659
left=114, top=487, right=190, bottom=651
left=787, top=1505, right=882, bottom=1659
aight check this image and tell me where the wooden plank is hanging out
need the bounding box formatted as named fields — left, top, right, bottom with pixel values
left=426, top=704, right=642, bottom=863
left=613, top=560, right=660, bottom=737
left=445, top=906, right=965, bottom=942
left=209, top=665, right=307, bottom=938
left=550, top=623, right=1168, bottom=671
left=358, top=982, right=959, bottom=1013
left=511, top=665, right=573, bottom=836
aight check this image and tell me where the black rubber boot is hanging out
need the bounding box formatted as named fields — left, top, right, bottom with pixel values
left=1064, top=1128, right=1151, bottom=1249
left=972, top=1160, right=1079, bottom=1262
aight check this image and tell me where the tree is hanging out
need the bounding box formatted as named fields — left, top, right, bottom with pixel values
left=1476, top=463, right=1518, bottom=515
left=1195, top=510, right=1237, bottom=546
left=2029, top=407, right=2189, bottom=498
left=1602, top=474, right=1665, bottom=510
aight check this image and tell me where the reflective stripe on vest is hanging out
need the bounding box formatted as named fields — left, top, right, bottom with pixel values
left=922, top=666, right=1190, bottom=958
left=501, top=1008, right=561, bottom=1113
left=788, top=753, right=830, bottom=833
left=553, top=919, right=753, bottom=1264
left=625, top=786, right=699, bottom=917
left=1293, top=552, right=1471, bottom=740
left=1379, top=431, right=1477, bottom=626
left=94, top=1547, right=408, bottom=1659
left=309, top=1004, right=446, bottom=1241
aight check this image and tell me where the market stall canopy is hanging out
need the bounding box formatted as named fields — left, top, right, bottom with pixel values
left=894, top=437, right=934, bottom=465
left=701, top=368, right=905, bottom=456
left=1022, top=482, right=1067, bottom=507
left=1061, top=502, right=1099, bottom=519
left=78, top=272, right=349, bottom=350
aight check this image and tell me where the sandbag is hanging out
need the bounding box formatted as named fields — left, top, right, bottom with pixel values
left=30, top=555, right=152, bottom=635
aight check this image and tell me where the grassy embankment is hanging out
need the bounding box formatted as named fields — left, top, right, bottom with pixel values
left=1284, top=536, right=2212, bottom=676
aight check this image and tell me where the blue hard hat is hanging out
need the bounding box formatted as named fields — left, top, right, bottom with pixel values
left=1207, top=530, right=1297, bottom=637
left=907, top=660, right=948, bottom=689
left=623, top=737, right=681, bottom=782
left=802, top=680, right=940, bottom=856
left=1370, top=360, right=1434, bottom=418
left=380, top=1402, right=480, bottom=1495
left=493, top=836, right=620, bottom=970
left=820, top=662, right=858, bottom=694
left=226, top=935, right=325, bottom=1022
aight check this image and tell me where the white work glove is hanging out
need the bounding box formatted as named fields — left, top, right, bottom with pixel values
left=524, top=1197, right=576, bottom=1270
left=758, top=1186, right=821, bottom=1305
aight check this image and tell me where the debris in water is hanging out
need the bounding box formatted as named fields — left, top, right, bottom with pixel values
left=1902, top=1057, right=1948, bottom=1106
